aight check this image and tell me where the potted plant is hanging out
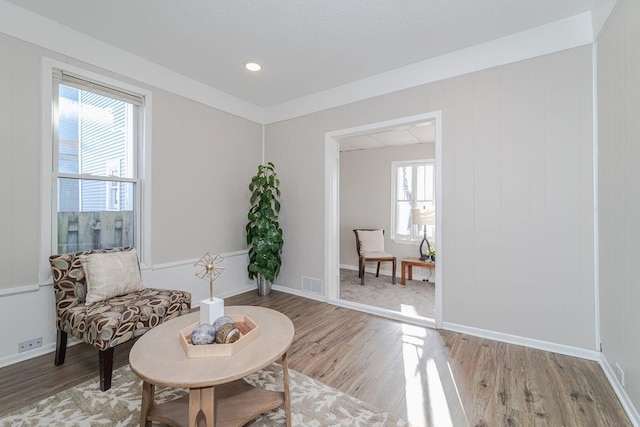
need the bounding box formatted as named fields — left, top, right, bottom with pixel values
left=246, top=162, right=283, bottom=295
left=427, top=246, right=436, bottom=262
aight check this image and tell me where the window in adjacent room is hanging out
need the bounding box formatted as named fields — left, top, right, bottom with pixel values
left=391, top=159, right=435, bottom=243
left=52, top=69, right=145, bottom=254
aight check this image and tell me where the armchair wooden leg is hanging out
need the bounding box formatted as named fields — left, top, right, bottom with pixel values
left=54, top=329, right=67, bottom=366
left=99, top=347, right=115, bottom=391
left=392, top=258, right=397, bottom=284
left=376, top=262, right=381, bottom=277
left=359, top=258, right=365, bottom=286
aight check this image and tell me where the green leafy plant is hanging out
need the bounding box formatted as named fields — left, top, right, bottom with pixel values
left=246, top=162, right=283, bottom=283
left=427, top=246, right=436, bottom=261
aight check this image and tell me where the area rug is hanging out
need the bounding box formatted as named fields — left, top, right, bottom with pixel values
left=0, top=363, right=409, bottom=426
left=340, top=268, right=435, bottom=318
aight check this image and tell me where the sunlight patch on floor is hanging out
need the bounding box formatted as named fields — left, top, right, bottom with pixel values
left=401, top=323, right=455, bottom=427
left=426, top=359, right=454, bottom=427
left=447, top=361, right=469, bottom=423
left=402, top=323, right=426, bottom=425
left=400, top=304, right=419, bottom=317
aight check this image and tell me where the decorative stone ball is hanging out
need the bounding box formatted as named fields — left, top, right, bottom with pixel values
left=215, top=323, right=241, bottom=344
left=191, top=323, right=217, bottom=345
left=212, top=316, right=234, bottom=330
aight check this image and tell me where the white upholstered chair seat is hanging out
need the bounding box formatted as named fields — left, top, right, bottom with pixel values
left=361, top=251, right=394, bottom=258
left=353, top=229, right=396, bottom=286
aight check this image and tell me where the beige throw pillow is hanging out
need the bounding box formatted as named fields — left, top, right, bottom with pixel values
left=358, top=230, right=385, bottom=254
left=80, top=249, right=143, bottom=304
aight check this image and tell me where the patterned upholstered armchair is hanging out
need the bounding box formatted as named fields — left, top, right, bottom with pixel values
left=50, top=247, right=191, bottom=391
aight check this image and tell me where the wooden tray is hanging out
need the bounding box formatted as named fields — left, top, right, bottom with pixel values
left=179, top=314, right=260, bottom=358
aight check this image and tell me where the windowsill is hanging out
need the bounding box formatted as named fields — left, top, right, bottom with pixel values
left=391, top=239, right=421, bottom=245
left=391, top=238, right=436, bottom=246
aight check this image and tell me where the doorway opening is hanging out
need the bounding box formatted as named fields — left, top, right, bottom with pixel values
left=324, top=112, right=443, bottom=328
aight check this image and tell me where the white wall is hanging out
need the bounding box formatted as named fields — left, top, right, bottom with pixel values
left=5, top=9, right=637, bottom=422
left=266, top=86, right=430, bottom=288
left=339, top=143, right=435, bottom=270
left=597, top=0, right=640, bottom=418
left=0, top=6, right=607, bottom=391
left=444, top=48, right=594, bottom=349
left=0, top=32, right=261, bottom=365
left=267, top=45, right=596, bottom=351
left=0, top=251, right=254, bottom=368
left=0, top=34, right=59, bottom=292
left=149, top=90, right=261, bottom=264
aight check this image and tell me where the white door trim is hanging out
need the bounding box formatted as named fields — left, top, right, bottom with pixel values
left=324, top=111, right=444, bottom=328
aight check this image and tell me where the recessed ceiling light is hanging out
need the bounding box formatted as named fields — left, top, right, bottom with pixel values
left=244, top=62, right=262, bottom=72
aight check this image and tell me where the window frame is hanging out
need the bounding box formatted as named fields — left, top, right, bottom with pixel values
left=105, top=158, right=122, bottom=211
left=390, top=159, right=436, bottom=244
left=39, top=59, right=152, bottom=283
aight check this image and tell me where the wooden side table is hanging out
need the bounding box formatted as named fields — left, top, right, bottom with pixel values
left=129, top=306, right=295, bottom=427
left=401, top=257, right=435, bottom=285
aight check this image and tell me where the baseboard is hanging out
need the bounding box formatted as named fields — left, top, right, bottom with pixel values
left=272, top=282, right=435, bottom=327
left=335, top=275, right=599, bottom=361
left=240, top=284, right=640, bottom=426
left=0, top=343, right=56, bottom=368
left=5, top=287, right=637, bottom=426
left=328, top=297, right=436, bottom=328
left=599, top=355, right=640, bottom=426
left=0, top=334, right=86, bottom=369
left=1, top=287, right=257, bottom=369
left=191, top=285, right=256, bottom=308
left=340, top=263, right=433, bottom=281
left=221, top=285, right=257, bottom=298
left=443, top=321, right=601, bottom=361
left=271, top=284, right=327, bottom=302
left=236, top=280, right=640, bottom=426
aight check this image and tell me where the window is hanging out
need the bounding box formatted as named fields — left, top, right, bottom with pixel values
left=106, top=159, right=122, bottom=211
left=52, top=69, right=144, bottom=254
left=391, top=159, right=435, bottom=243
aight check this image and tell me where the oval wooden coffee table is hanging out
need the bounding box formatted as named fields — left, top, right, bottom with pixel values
left=129, top=305, right=295, bottom=427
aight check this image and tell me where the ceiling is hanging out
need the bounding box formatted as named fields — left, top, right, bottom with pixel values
left=6, top=0, right=600, bottom=109
left=339, top=121, right=435, bottom=152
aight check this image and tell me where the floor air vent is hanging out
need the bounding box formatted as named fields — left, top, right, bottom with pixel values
left=302, top=276, right=323, bottom=294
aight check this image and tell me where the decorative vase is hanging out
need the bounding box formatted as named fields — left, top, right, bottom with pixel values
left=256, top=274, right=272, bottom=296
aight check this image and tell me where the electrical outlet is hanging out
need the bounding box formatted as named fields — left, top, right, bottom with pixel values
left=615, top=363, right=626, bottom=387
left=414, top=267, right=421, bottom=276
left=18, top=337, right=42, bottom=353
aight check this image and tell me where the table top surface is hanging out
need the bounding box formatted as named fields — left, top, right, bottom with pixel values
left=403, top=257, right=436, bottom=265
left=129, top=305, right=295, bottom=388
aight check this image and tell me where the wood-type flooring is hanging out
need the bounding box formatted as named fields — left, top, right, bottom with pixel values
left=0, top=291, right=631, bottom=426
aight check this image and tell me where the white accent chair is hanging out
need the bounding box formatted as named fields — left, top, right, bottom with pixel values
left=353, top=229, right=396, bottom=286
